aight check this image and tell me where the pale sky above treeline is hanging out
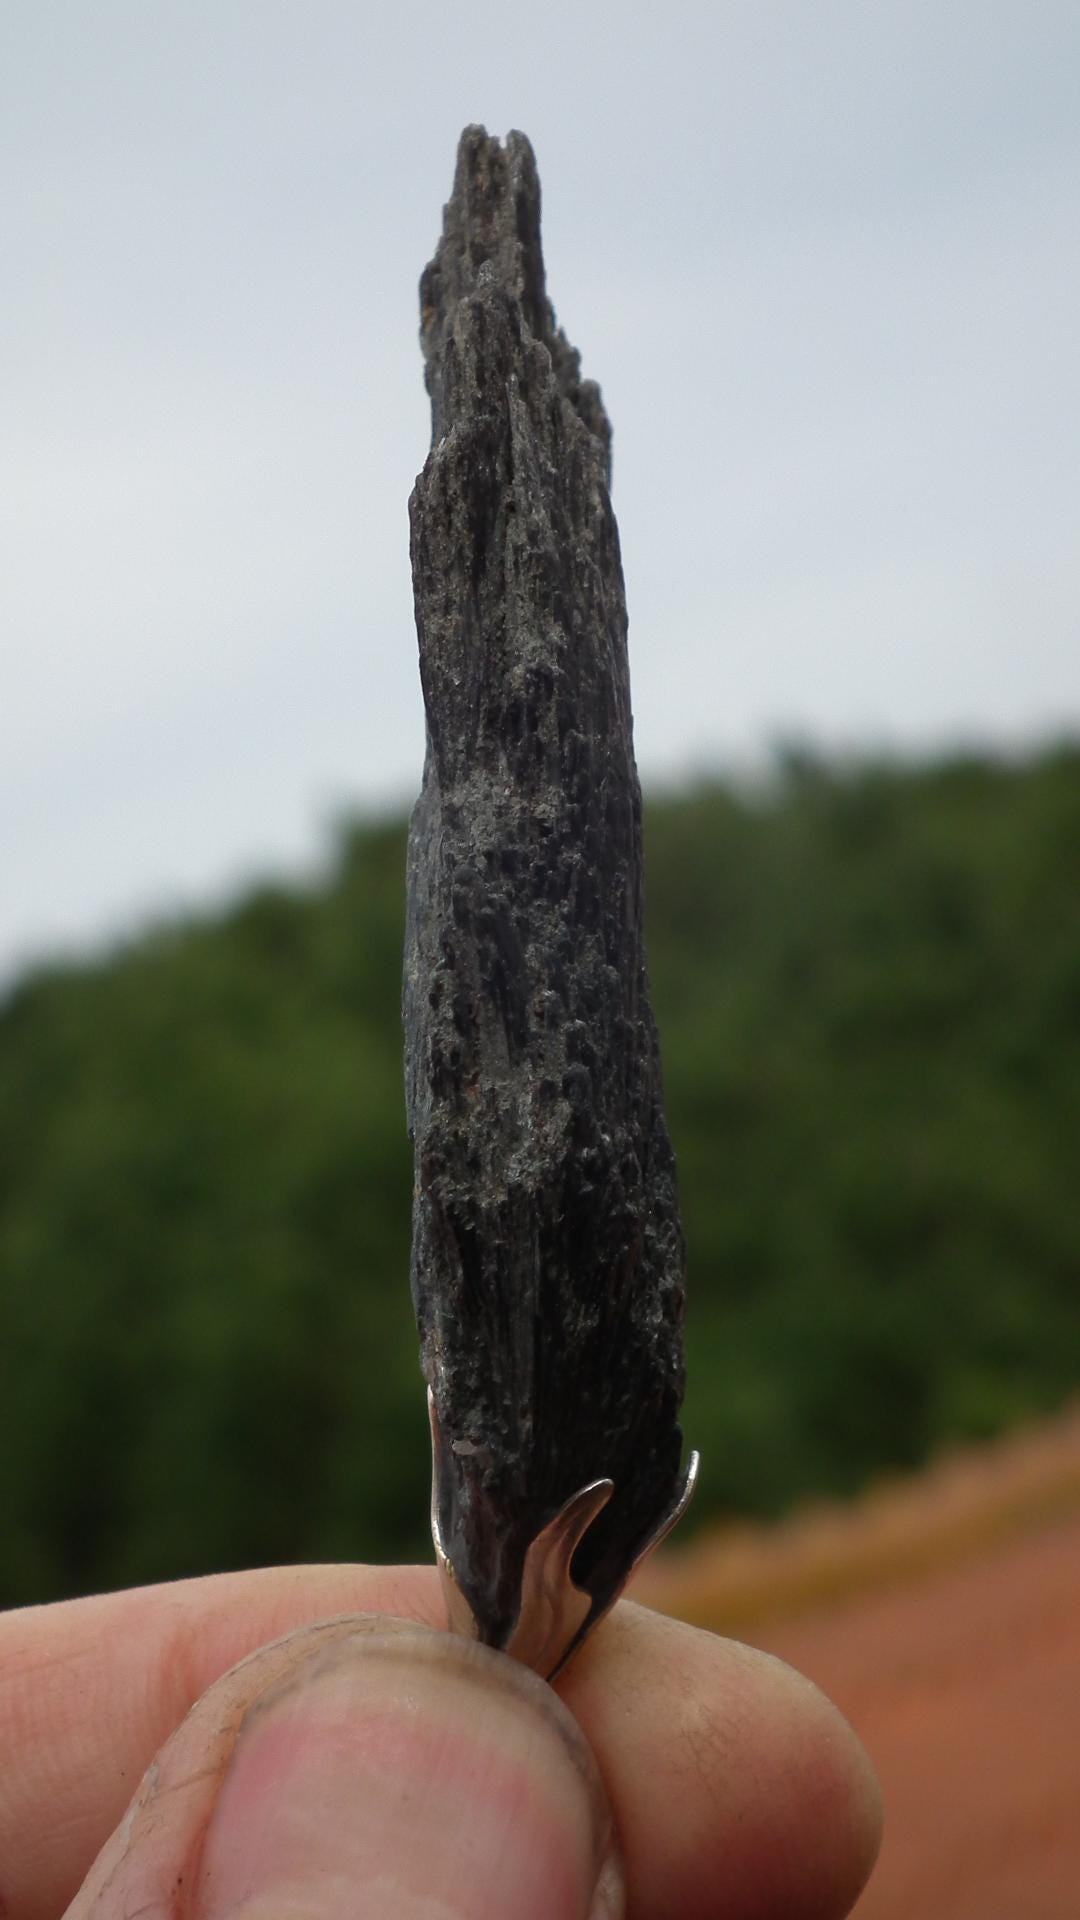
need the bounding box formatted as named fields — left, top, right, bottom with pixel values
left=4, top=2, right=1078, bottom=979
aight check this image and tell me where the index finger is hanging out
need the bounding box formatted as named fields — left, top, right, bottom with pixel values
left=0, top=1564, right=880, bottom=1920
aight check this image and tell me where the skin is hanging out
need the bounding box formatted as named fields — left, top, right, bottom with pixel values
left=0, top=1562, right=882, bottom=1920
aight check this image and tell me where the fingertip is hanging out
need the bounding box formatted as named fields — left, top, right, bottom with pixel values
left=72, top=1619, right=623, bottom=1920
left=740, top=1645, right=883, bottom=1918
left=560, top=1602, right=882, bottom=1920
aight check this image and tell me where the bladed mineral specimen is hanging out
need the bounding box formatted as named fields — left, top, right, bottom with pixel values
left=404, top=126, right=691, bottom=1668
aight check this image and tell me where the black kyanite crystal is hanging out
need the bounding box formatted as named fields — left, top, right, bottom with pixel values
left=405, top=126, right=687, bottom=1649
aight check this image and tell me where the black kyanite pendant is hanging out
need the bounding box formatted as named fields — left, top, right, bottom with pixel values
left=404, top=127, right=694, bottom=1678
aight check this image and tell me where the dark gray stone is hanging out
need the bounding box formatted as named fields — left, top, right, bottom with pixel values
left=404, top=126, right=687, bottom=1650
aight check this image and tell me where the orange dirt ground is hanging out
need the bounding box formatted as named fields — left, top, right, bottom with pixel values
left=634, top=1410, right=1080, bottom=1918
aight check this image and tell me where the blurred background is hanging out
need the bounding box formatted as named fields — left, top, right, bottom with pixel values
left=3, top=5, right=1079, bottom=1914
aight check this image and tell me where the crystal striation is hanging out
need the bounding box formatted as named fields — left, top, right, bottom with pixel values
left=405, top=126, right=687, bottom=1651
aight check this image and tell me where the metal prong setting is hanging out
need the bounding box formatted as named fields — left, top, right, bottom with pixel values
left=428, top=1390, right=699, bottom=1680
left=503, top=1475, right=613, bottom=1675
left=546, top=1447, right=700, bottom=1680
left=427, top=1386, right=483, bottom=1641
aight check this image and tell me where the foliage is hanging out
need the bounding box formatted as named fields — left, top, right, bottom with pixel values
left=3, top=751, right=1080, bottom=1605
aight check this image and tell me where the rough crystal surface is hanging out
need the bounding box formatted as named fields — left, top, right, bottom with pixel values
left=405, top=126, right=686, bottom=1648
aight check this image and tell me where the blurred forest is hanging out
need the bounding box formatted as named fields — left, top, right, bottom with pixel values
left=3, top=748, right=1079, bottom=1608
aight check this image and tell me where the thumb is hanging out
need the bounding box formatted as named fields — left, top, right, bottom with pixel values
left=68, top=1614, right=623, bottom=1920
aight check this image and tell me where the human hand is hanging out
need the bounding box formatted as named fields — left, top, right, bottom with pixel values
left=0, top=1563, right=880, bottom=1918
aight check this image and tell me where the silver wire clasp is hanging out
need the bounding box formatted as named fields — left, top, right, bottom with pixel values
left=428, top=1389, right=699, bottom=1680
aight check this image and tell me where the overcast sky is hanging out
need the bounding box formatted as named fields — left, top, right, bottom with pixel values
left=3, top=2, right=1079, bottom=983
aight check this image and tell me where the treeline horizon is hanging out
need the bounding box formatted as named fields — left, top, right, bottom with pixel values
left=3, top=744, right=1079, bottom=1607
